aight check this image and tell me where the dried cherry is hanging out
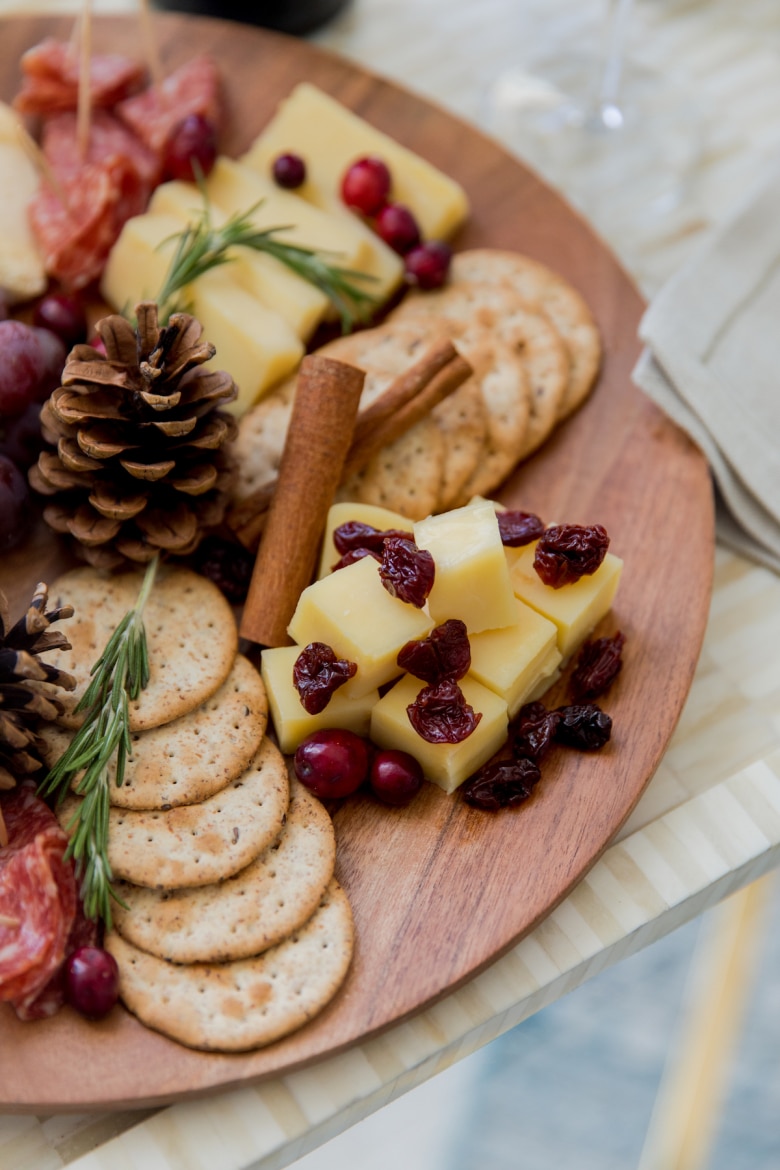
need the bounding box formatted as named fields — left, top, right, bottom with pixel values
left=497, top=510, right=545, bottom=547
left=331, top=547, right=382, bottom=572
left=397, top=619, right=471, bottom=685
left=555, top=703, right=612, bottom=750
left=570, top=631, right=625, bottom=702
left=293, top=642, right=357, bottom=715
left=511, top=701, right=561, bottom=762
left=462, top=758, right=542, bottom=811
left=407, top=678, right=481, bottom=744
left=379, top=536, right=435, bottom=608
left=333, top=520, right=411, bottom=556
left=533, top=524, right=609, bottom=588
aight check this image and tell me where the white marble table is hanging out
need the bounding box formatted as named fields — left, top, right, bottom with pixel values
left=2, top=2, right=780, bottom=1167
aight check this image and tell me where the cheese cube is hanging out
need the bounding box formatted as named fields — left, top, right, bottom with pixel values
left=509, top=544, right=623, bottom=659
left=414, top=498, right=517, bottom=633
left=468, top=599, right=562, bottom=717
left=150, top=180, right=330, bottom=339
left=318, top=501, right=414, bottom=578
left=370, top=674, right=508, bottom=794
left=287, top=555, right=434, bottom=697
left=261, top=645, right=377, bottom=754
left=242, top=83, right=469, bottom=242
left=101, top=211, right=181, bottom=313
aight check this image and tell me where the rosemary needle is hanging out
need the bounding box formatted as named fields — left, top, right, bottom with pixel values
left=39, top=555, right=159, bottom=928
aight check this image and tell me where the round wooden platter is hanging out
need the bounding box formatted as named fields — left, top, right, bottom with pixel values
left=0, top=13, right=714, bottom=1112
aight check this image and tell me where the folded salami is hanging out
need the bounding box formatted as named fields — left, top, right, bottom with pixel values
left=14, top=38, right=145, bottom=116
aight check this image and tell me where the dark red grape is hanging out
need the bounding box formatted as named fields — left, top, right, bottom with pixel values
left=272, top=152, right=306, bottom=188
left=293, top=728, right=370, bottom=799
left=65, top=945, right=120, bottom=1019
left=162, top=114, right=218, bottom=182
left=33, top=293, right=87, bottom=347
left=0, top=320, right=64, bottom=419
left=375, top=203, right=421, bottom=255
left=341, top=156, right=391, bottom=215
left=0, top=401, right=44, bottom=470
left=404, top=240, right=452, bottom=289
left=369, top=749, right=424, bottom=806
left=0, top=454, right=31, bottom=552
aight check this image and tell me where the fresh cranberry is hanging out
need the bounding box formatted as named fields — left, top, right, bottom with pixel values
left=375, top=203, right=421, bottom=255
left=162, top=114, right=218, bottom=182
left=272, top=152, right=306, bottom=188
left=293, top=728, right=370, bottom=799
left=404, top=241, right=452, bottom=289
left=370, top=749, right=424, bottom=806
left=65, top=945, right=120, bottom=1019
left=33, top=293, right=87, bottom=347
left=341, top=156, right=392, bottom=216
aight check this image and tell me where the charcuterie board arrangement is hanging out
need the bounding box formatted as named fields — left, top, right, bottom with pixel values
left=0, top=12, right=714, bottom=1111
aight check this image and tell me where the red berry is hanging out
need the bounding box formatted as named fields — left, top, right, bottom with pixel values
left=341, top=156, right=391, bottom=216
left=293, top=728, right=370, bottom=799
left=370, top=749, right=424, bottom=806
left=0, top=320, right=65, bottom=418
left=65, top=945, right=120, bottom=1019
left=404, top=240, right=452, bottom=289
left=162, top=114, right=218, bottom=182
left=272, top=152, right=306, bottom=189
left=0, top=455, right=30, bottom=553
left=0, top=401, right=44, bottom=470
left=375, top=202, right=421, bottom=255
left=33, top=292, right=87, bottom=347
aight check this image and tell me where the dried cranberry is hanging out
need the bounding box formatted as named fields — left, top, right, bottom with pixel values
left=570, top=631, right=625, bottom=702
left=462, top=758, right=542, bottom=811
left=332, top=547, right=383, bottom=572
left=555, top=703, right=612, bottom=750
left=407, top=678, right=481, bottom=744
left=293, top=643, right=357, bottom=715
left=379, top=536, right=435, bottom=608
left=497, top=510, right=545, bottom=547
left=534, top=524, right=609, bottom=588
left=193, top=536, right=255, bottom=605
left=333, top=520, right=411, bottom=556
left=397, top=619, right=470, bottom=684
left=511, top=701, right=561, bottom=762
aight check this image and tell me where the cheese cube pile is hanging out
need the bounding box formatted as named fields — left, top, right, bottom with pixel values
left=261, top=499, right=622, bottom=794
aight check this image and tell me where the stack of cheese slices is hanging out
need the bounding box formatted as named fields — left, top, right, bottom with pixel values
left=42, top=564, right=353, bottom=1053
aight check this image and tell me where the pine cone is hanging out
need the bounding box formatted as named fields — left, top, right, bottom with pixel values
left=0, top=583, right=76, bottom=791
left=30, top=302, right=238, bottom=570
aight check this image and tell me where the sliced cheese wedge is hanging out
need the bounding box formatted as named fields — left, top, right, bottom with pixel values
left=0, top=101, right=46, bottom=303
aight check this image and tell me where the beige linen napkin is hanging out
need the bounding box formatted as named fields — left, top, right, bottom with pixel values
left=633, top=161, right=780, bottom=573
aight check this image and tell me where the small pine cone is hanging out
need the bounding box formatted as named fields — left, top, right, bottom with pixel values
left=0, top=583, right=76, bottom=791
left=30, top=302, right=238, bottom=570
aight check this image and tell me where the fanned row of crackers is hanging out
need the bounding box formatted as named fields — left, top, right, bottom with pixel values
left=233, top=248, right=601, bottom=522
left=43, top=565, right=354, bottom=1053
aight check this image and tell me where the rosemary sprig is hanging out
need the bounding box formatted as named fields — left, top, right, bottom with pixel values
left=39, top=555, right=159, bottom=928
left=156, top=199, right=378, bottom=332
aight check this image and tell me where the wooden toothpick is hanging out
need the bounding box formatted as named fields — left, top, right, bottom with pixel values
left=137, top=0, right=164, bottom=89
left=15, top=119, right=69, bottom=208
left=76, top=0, right=93, bottom=163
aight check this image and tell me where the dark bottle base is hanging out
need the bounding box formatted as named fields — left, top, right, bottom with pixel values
left=152, top=0, right=350, bottom=36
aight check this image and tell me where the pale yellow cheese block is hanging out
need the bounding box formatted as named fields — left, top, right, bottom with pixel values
left=317, top=501, right=414, bottom=579
left=261, top=644, right=378, bottom=754
left=508, top=544, right=624, bottom=659
left=287, top=554, right=434, bottom=698
left=149, top=180, right=330, bottom=339
left=0, top=102, right=46, bottom=303
left=468, top=598, right=562, bottom=718
left=370, top=673, right=508, bottom=794
left=414, top=497, right=518, bottom=634
left=243, top=82, right=469, bottom=242
left=101, top=211, right=181, bottom=313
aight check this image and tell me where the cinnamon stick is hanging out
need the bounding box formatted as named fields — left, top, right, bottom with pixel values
left=239, top=355, right=365, bottom=648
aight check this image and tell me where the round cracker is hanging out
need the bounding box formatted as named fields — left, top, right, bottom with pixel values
left=449, top=248, right=601, bottom=418
left=48, top=565, right=238, bottom=732
left=112, top=779, right=335, bottom=962
left=58, top=737, right=289, bottom=888
left=233, top=377, right=295, bottom=501
left=105, top=878, right=354, bottom=1052
left=335, top=415, right=444, bottom=520
left=40, top=655, right=268, bottom=810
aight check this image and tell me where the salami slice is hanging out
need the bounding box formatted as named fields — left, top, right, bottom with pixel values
left=14, top=38, right=145, bottom=116
left=42, top=110, right=160, bottom=192
left=14, top=892, right=97, bottom=1021
left=0, top=784, right=76, bottom=1011
left=116, top=54, right=221, bottom=155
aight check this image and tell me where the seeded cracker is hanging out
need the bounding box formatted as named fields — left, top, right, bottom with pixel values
left=47, top=565, right=238, bottom=732
left=105, top=878, right=354, bottom=1052
left=57, top=737, right=289, bottom=888
left=40, top=655, right=268, bottom=810
left=112, top=779, right=335, bottom=962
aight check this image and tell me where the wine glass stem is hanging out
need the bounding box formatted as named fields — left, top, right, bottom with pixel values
left=597, top=0, right=635, bottom=128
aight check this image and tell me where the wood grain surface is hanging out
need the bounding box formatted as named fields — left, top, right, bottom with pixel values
left=0, top=12, right=714, bottom=1112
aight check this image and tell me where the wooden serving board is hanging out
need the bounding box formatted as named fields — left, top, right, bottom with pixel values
left=0, top=13, right=714, bottom=1112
